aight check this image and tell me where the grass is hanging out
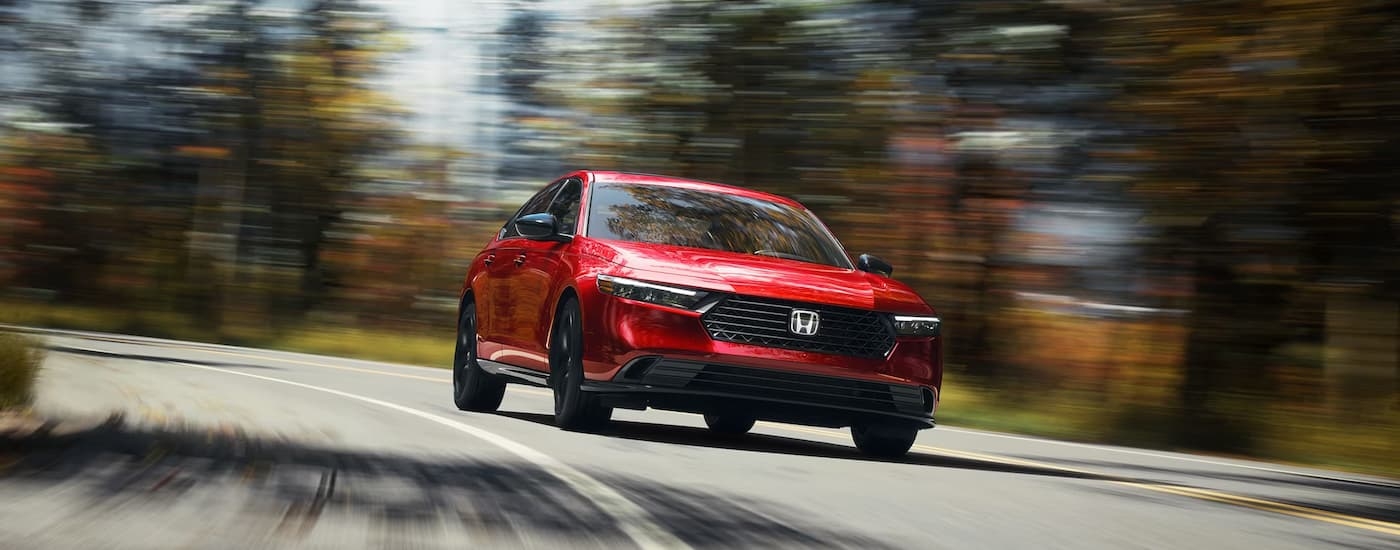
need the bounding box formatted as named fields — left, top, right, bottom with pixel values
left=270, top=327, right=453, bottom=368
left=936, top=379, right=1100, bottom=440
left=3, top=300, right=1397, bottom=479
left=0, top=301, right=218, bottom=342
left=0, top=332, right=44, bottom=409
left=1255, top=407, right=1400, bottom=478
left=0, top=301, right=454, bottom=367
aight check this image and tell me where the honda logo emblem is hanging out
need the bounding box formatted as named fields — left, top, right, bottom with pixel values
left=789, top=309, right=820, bottom=336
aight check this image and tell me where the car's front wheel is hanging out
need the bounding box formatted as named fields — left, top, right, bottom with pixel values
left=851, top=423, right=918, bottom=458
left=549, top=296, right=612, bottom=431
left=453, top=301, right=506, bottom=412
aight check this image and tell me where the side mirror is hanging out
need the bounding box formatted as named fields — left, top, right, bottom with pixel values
left=515, top=213, right=570, bottom=242
left=857, top=253, right=893, bottom=277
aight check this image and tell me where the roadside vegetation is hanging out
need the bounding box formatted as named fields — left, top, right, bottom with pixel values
left=0, top=301, right=451, bottom=366
left=0, top=332, right=44, bottom=409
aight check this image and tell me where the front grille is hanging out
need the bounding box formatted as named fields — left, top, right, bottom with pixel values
left=638, top=360, right=927, bottom=415
left=701, top=295, right=896, bottom=358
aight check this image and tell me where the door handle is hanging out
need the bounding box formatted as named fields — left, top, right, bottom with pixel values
left=483, top=254, right=494, bottom=266
left=514, top=254, right=526, bottom=266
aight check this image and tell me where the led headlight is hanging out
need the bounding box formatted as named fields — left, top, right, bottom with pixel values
left=596, top=275, right=709, bottom=310
left=893, top=315, right=941, bottom=337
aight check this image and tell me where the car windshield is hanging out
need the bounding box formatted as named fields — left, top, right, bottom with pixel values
left=585, top=182, right=853, bottom=269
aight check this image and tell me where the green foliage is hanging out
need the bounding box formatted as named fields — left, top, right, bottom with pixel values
left=0, top=333, right=45, bottom=409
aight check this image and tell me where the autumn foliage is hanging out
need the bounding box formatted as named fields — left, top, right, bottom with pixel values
left=0, top=0, right=1395, bottom=474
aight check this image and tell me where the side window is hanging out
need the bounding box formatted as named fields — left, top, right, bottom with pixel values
left=500, top=180, right=562, bottom=239
left=548, top=178, right=582, bottom=236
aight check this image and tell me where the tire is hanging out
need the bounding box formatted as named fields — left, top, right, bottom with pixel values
left=549, top=296, right=612, bottom=431
left=703, top=413, right=755, bottom=436
left=453, top=301, right=506, bottom=412
left=851, top=423, right=918, bottom=458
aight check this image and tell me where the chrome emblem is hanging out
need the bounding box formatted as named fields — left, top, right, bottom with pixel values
left=789, top=309, right=820, bottom=336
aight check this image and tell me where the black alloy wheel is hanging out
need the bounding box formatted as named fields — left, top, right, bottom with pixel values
left=453, top=301, right=506, bottom=412
left=549, top=297, right=613, bottom=431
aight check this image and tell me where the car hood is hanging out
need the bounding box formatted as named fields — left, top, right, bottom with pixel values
left=578, top=239, right=934, bottom=314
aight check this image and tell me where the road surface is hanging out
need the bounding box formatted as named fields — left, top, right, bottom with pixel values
left=1, top=328, right=1397, bottom=549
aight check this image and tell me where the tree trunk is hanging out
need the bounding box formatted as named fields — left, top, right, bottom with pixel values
left=1175, top=222, right=1291, bottom=452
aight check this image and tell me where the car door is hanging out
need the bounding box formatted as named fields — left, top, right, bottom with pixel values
left=478, top=180, right=561, bottom=362
left=497, top=176, right=583, bottom=372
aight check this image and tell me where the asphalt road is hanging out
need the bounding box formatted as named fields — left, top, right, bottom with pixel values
left=2, top=328, right=1398, bottom=550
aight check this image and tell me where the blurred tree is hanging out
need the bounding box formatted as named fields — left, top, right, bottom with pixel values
left=500, top=0, right=548, bottom=106
left=0, top=0, right=404, bottom=332
left=1088, top=0, right=1400, bottom=449
left=245, top=0, right=406, bottom=324
left=494, top=0, right=571, bottom=189
left=875, top=0, right=1098, bottom=380
left=0, top=0, right=118, bottom=303
left=536, top=1, right=907, bottom=195
left=320, top=144, right=475, bottom=325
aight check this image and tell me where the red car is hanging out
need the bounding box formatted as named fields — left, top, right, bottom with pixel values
left=453, top=170, right=943, bottom=457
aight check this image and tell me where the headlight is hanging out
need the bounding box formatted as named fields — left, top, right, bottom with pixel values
left=893, top=315, right=941, bottom=337
left=596, top=275, right=709, bottom=310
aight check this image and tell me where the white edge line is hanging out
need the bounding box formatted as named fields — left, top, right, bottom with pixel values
left=169, top=360, right=689, bottom=550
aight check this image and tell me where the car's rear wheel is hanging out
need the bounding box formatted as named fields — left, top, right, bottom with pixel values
left=550, top=296, right=612, bottom=431
left=453, top=301, right=506, bottom=412
left=851, top=423, right=917, bottom=458
left=703, top=413, right=755, bottom=436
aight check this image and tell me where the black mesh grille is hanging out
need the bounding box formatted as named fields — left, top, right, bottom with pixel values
left=637, top=360, right=928, bottom=416
left=686, top=364, right=900, bottom=412
left=701, top=295, right=895, bottom=358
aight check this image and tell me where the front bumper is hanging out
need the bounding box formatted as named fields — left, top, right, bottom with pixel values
left=578, top=282, right=943, bottom=389
left=581, top=357, right=937, bottom=430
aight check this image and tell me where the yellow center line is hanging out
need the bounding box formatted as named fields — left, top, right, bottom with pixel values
left=60, top=335, right=1400, bottom=538
left=1123, top=482, right=1400, bottom=537
left=761, top=423, right=1400, bottom=538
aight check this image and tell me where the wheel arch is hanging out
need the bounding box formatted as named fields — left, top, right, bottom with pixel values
left=458, top=285, right=481, bottom=325
left=545, top=284, right=581, bottom=354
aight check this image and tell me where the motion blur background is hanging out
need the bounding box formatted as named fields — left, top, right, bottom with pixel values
left=0, top=0, right=1395, bottom=476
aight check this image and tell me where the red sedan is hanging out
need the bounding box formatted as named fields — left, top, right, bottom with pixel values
left=453, top=170, right=943, bottom=457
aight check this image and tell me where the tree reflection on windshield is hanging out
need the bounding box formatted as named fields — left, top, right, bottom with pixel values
left=586, top=183, right=852, bottom=268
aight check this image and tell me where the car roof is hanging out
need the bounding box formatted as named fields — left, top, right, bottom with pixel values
left=585, top=170, right=805, bottom=209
